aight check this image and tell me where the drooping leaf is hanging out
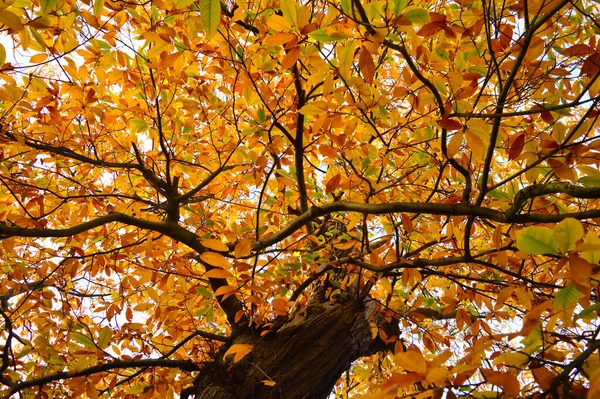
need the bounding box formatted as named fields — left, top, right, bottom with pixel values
left=199, top=0, right=221, bottom=39
left=554, top=218, right=583, bottom=253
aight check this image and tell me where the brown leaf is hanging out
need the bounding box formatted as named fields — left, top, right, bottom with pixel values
left=325, top=173, right=342, bottom=193
left=437, top=118, right=463, bottom=131
left=358, top=46, right=375, bottom=84
left=507, top=132, right=525, bottom=160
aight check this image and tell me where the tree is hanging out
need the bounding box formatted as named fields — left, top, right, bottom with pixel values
left=0, top=0, right=599, bottom=397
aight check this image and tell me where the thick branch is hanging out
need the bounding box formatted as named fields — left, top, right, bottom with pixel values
left=3, top=359, right=201, bottom=398
left=510, top=183, right=600, bottom=214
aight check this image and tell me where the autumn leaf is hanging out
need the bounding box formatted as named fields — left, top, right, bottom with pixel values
left=437, top=118, right=462, bottom=131
left=224, top=344, right=253, bottom=364
left=199, top=0, right=221, bottom=39
left=200, top=252, right=231, bottom=268
left=358, top=46, right=375, bottom=83
left=481, top=369, right=520, bottom=397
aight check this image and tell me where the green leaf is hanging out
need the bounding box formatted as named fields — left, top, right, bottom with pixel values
left=554, top=218, right=583, bottom=253
left=199, top=0, right=221, bottom=39
left=554, top=283, right=580, bottom=321
left=40, top=0, right=58, bottom=15
left=516, top=226, right=558, bottom=255
left=196, top=287, right=213, bottom=298
left=403, top=7, right=430, bottom=25
left=93, top=0, right=104, bottom=17
left=279, top=0, right=297, bottom=28
left=71, top=332, right=95, bottom=348
left=578, top=176, right=600, bottom=187
left=309, top=28, right=347, bottom=43
left=129, top=118, right=148, bottom=134
left=97, top=326, right=112, bottom=349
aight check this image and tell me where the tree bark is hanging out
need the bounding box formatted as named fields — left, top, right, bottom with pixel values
left=189, top=290, right=397, bottom=399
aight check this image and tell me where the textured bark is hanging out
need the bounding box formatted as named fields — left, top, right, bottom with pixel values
left=189, top=292, right=397, bottom=399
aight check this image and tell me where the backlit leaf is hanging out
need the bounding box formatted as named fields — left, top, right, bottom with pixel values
left=199, top=0, right=221, bottom=39
left=554, top=218, right=583, bottom=253
left=516, top=226, right=558, bottom=255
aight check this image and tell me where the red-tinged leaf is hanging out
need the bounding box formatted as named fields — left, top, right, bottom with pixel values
left=582, top=53, right=600, bottom=77
left=319, top=144, right=338, bottom=158
left=499, top=24, right=513, bottom=48
left=508, top=132, right=525, bottom=160
left=358, top=46, right=375, bottom=84
left=325, top=173, right=342, bottom=193
left=541, top=111, right=554, bottom=124
left=280, top=46, right=300, bottom=70
left=561, top=44, right=591, bottom=57
left=481, top=369, right=520, bottom=396
left=437, top=118, right=462, bottom=131
left=401, top=213, right=413, bottom=233
left=416, top=21, right=445, bottom=37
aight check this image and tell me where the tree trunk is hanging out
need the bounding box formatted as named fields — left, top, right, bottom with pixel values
left=188, top=290, right=397, bottom=399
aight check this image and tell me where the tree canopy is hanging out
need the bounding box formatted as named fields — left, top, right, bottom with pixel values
left=0, top=0, right=600, bottom=397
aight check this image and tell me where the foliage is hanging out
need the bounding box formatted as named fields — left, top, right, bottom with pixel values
left=0, top=0, right=599, bottom=397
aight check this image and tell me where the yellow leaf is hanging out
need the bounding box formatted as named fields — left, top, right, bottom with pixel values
left=267, top=15, right=292, bottom=32
left=0, top=9, right=23, bottom=31
left=261, top=380, right=276, bottom=386
left=465, top=130, right=485, bottom=162
left=205, top=268, right=234, bottom=279
left=0, top=0, right=15, bottom=9
left=224, top=344, right=253, bottom=363
left=200, top=238, right=229, bottom=252
left=394, top=350, right=427, bottom=373
left=447, top=131, right=463, bottom=159
left=200, top=252, right=230, bottom=268
left=234, top=239, right=253, bottom=258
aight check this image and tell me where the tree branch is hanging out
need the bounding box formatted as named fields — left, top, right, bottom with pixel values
left=3, top=359, right=201, bottom=398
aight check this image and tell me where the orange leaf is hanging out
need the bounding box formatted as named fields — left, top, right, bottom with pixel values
left=200, top=252, right=230, bottom=268
left=358, top=46, right=375, bottom=84
left=224, top=344, right=253, bottom=363
left=570, top=254, right=592, bottom=290
left=280, top=46, right=300, bottom=70
left=200, top=238, right=229, bottom=252
left=205, top=268, right=234, bottom=279
left=325, top=173, right=341, bottom=193
left=234, top=239, right=253, bottom=258
left=481, top=369, right=520, bottom=396
left=437, top=118, right=463, bottom=131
